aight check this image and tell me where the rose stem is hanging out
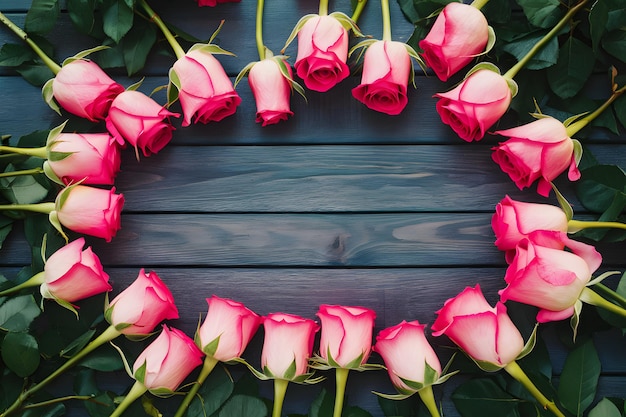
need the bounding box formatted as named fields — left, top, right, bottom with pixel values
left=173, top=356, right=218, bottom=417
left=504, top=361, right=565, bottom=417
left=137, top=0, right=186, bottom=59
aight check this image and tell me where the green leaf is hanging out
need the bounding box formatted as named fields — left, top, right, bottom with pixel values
left=557, top=338, right=601, bottom=416
left=576, top=164, right=626, bottom=213
left=0, top=173, right=49, bottom=206
left=1, top=332, right=40, bottom=377
left=614, top=94, right=626, bottom=130
left=0, top=215, right=13, bottom=250
left=186, top=365, right=234, bottom=417
left=516, top=0, right=562, bottom=28
left=24, top=0, right=60, bottom=35
left=218, top=394, right=267, bottom=417
left=377, top=394, right=425, bottom=417
left=120, top=19, right=157, bottom=75
left=77, top=345, right=124, bottom=371
left=501, top=32, right=559, bottom=70
left=102, top=0, right=134, bottom=44
left=343, top=406, right=375, bottom=417
left=309, top=388, right=334, bottom=417
left=547, top=37, right=595, bottom=99
left=589, top=397, right=622, bottom=417
left=602, top=30, right=626, bottom=64
left=452, top=378, right=519, bottom=417
left=0, top=295, right=41, bottom=332
left=0, top=43, right=37, bottom=67
left=15, top=63, right=55, bottom=87
left=588, top=0, right=609, bottom=53
left=67, top=0, right=97, bottom=35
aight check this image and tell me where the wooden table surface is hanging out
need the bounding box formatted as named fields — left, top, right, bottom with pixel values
left=1, top=1, right=625, bottom=416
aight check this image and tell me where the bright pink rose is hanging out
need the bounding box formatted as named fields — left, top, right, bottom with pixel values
left=500, top=230, right=602, bottom=323
left=419, top=3, right=489, bottom=82
left=435, top=69, right=512, bottom=142
left=171, top=48, right=241, bottom=126
left=39, top=237, right=111, bottom=303
left=352, top=41, right=411, bottom=116
left=133, top=325, right=204, bottom=392
left=45, top=132, right=121, bottom=185
left=373, top=320, right=442, bottom=393
left=197, top=295, right=262, bottom=361
left=492, top=117, right=581, bottom=197
left=105, top=90, right=180, bottom=157
left=261, top=312, right=319, bottom=380
left=492, top=195, right=569, bottom=263
left=294, top=15, right=349, bottom=92
left=106, top=269, right=179, bottom=336
left=316, top=304, right=376, bottom=368
left=52, top=59, right=124, bottom=122
left=54, top=185, right=124, bottom=242
left=432, top=284, right=524, bottom=368
left=248, top=58, right=294, bottom=126
left=196, top=0, right=239, bottom=6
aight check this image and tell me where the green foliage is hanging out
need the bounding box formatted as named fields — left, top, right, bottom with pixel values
left=24, top=0, right=60, bottom=35
left=1, top=331, right=40, bottom=377
left=0, top=295, right=41, bottom=332
left=588, top=398, right=622, bottom=417
left=186, top=365, right=235, bottom=417
left=557, top=338, right=601, bottom=416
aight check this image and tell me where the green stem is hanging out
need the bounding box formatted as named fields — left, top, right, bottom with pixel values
left=333, top=368, right=349, bottom=417
left=255, top=0, right=266, bottom=60
left=109, top=381, right=148, bottom=417
left=22, top=395, right=97, bottom=410
left=503, top=0, right=588, bottom=80
left=568, top=219, right=626, bottom=233
left=137, top=0, right=186, bottom=59
left=0, top=145, right=47, bottom=159
left=381, top=0, right=392, bottom=41
left=566, top=84, right=626, bottom=136
left=592, top=283, right=626, bottom=309
left=0, top=11, right=61, bottom=74
left=319, top=0, right=329, bottom=16
left=417, top=385, right=441, bottom=417
left=580, top=287, right=626, bottom=317
left=504, top=361, right=565, bottom=417
left=0, top=271, right=45, bottom=298
left=351, top=0, right=368, bottom=24
left=0, top=168, right=45, bottom=179
left=272, top=379, right=290, bottom=417
left=0, top=202, right=55, bottom=215
left=173, top=356, right=219, bottom=417
left=470, top=0, right=490, bottom=10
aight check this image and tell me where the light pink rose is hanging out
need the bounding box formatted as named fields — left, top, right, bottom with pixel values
left=435, top=69, right=512, bottom=142
left=39, top=237, right=111, bottom=303
left=492, top=195, right=569, bottom=263
left=248, top=58, right=294, bottom=126
left=492, top=117, right=581, bottom=197
left=45, top=132, right=121, bottom=185
left=316, top=304, right=376, bottom=368
left=352, top=41, right=411, bottom=116
left=197, top=295, right=262, bottom=361
left=171, top=49, right=241, bottom=126
left=54, top=185, right=124, bottom=242
left=105, top=90, right=180, bottom=157
left=294, top=15, right=349, bottom=92
left=432, top=284, right=524, bottom=368
left=52, top=59, right=124, bottom=122
left=106, top=269, right=179, bottom=336
left=373, top=320, right=442, bottom=393
left=261, top=312, right=319, bottom=380
left=133, top=325, right=204, bottom=392
left=419, top=3, right=489, bottom=82
left=500, top=230, right=602, bottom=323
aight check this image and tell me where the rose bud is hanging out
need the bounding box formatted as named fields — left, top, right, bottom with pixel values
left=49, top=59, right=124, bottom=122
left=133, top=325, right=204, bottom=392
left=248, top=58, right=294, bottom=126
left=39, top=237, right=112, bottom=303
left=105, top=90, right=180, bottom=157
left=197, top=295, right=261, bottom=361
left=316, top=304, right=376, bottom=368
left=373, top=320, right=442, bottom=393
left=105, top=269, right=179, bottom=336
left=352, top=40, right=412, bottom=116
left=492, top=195, right=569, bottom=262
left=419, top=3, right=489, bottom=82
left=294, top=15, right=349, bottom=92
left=432, top=284, right=524, bottom=368
left=501, top=230, right=602, bottom=323
left=170, top=47, right=241, bottom=126
left=491, top=117, right=581, bottom=197
left=54, top=184, right=124, bottom=242
left=435, top=69, right=512, bottom=142
left=261, top=312, right=319, bottom=380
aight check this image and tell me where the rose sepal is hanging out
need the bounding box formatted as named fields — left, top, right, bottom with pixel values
left=329, top=11, right=364, bottom=37
left=231, top=357, right=324, bottom=384
left=281, top=14, right=319, bottom=53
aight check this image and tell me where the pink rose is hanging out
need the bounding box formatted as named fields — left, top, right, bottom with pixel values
left=248, top=58, right=294, bottom=126
left=492, top=195, right=569, bottom=262
left=170, top=48, right=241, bottom=126
left=133, top=325, right=204, bottom=392
left=419, top=3, right=489, bottom=82
left=435, top=69, right=512, bottom=142
left=45, top=132, right=121, bottom=185
left=106, top=269, right=179, bottom=336
left=432, top=284, right=524, bottom=368
left=351, top=41, right=411, bottom=116
left=261, top=312, right=319, bottom=380
left=500, top=230, right=602, bottom=323
left=197, top=295, right=262, bottom=361
left=492, top=117, right=581, bottom=197
left=316, top=304, right=376, bottom=368
left=294, top=15, right=349, bottom=92
left=373, top=320, right=442, bottom=393
left=105, top=90, right=180, bottom=157
left=196, top=0, right=240, bottom=6
left=51, top=59, right=124, bottom=122
left=54, top=185, right=124, bottom=242
left=39, top=237, right=111, bottom=303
